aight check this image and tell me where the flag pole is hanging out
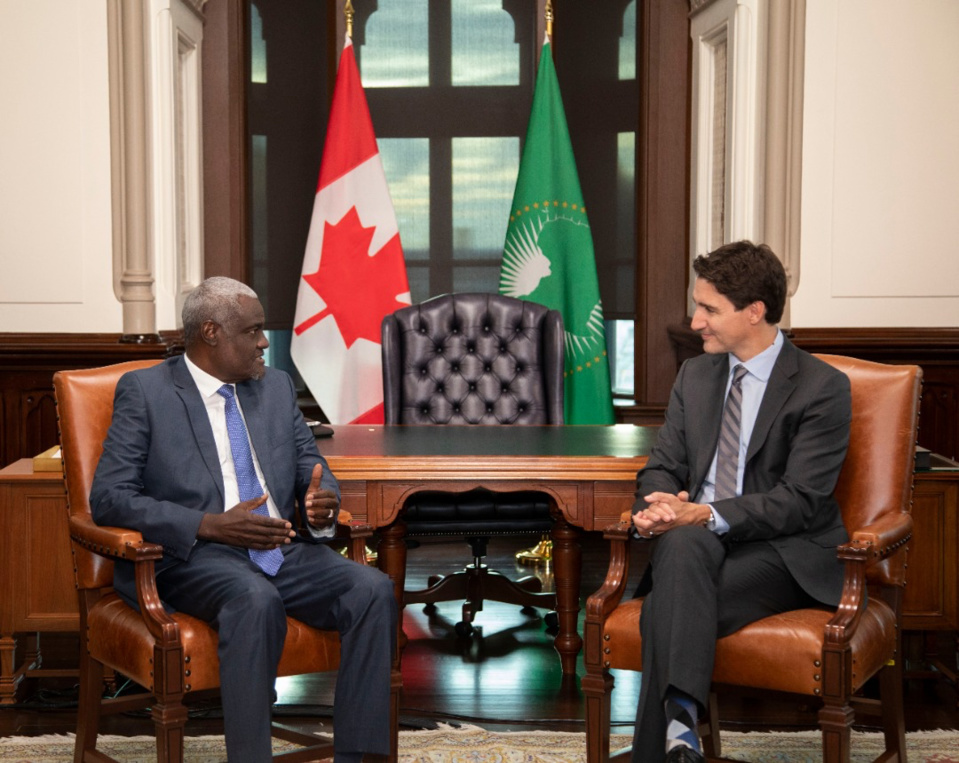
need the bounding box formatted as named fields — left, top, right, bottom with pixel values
left=518, top=0, right=556, bottom=569
left=344, top=0, right=354, bottom=39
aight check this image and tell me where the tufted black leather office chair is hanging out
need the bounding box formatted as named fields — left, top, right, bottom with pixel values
left=381, top=292, right=564, bottom=636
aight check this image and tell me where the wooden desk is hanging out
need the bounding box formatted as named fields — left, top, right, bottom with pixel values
left=2, top=431, right=955, bottom=698
left=0, top=459, right=76, bottom=705
left=320, top=425, right=655, bottom=675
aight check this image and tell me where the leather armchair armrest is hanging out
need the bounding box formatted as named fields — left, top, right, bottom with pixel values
left=845, top=512, right=913, bottom=563
left=825, top=512, right=913, bottom=646
left=68, top=513, right=163, bottom=562
left=68, top=514, right=177, bottom=641
left=585, top=518, right=633, bottom=622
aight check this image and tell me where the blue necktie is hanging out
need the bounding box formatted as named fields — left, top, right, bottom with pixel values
left=217, top=385, right=284, bottom=576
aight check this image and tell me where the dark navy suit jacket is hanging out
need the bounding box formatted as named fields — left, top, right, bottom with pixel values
left=634, top=336, right=852, bottom=606
left=90, top=355, right=339, bottom=603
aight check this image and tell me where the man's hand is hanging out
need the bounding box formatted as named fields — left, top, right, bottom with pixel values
left=197, top=494, right=295, bottom=549
left=305, top=463, right=339, bottom=530
left=632, top=491, right=710, bottom=538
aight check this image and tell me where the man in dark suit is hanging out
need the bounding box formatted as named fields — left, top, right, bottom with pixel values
left=91, top=277, right=396, bottom=763
left=630, top=242, right=852, bottom=763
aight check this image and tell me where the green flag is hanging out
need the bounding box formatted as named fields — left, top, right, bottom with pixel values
left=499, top=40, right=614, bottom=425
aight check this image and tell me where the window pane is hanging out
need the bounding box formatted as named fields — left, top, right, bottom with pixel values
left=251, top=134, right=268, bottom=277
left=609, top=319, right=635, bottom=396
left=617, top=132, right=636, bottom=271
left=619, top=0, right=636, bottom=80
left=451, top=0, right=519, bottom=86
left=452, top=137, right=519, bottom=262
left=251, top=3, right=267, bottom=83
left=405, top=264, right=431, bottom=304
left=264, top=329, right=297, bottom=380
left=453, top=266, right=501, bottom=295
left=361, top=1, right=429, bottom=87
left=378, top=138, right=430, bottom=261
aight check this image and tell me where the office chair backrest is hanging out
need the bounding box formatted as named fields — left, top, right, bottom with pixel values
left=815, top=354, right=921, bottom=587
left=382, top=292, right=564, bottom=425
left=54, top=359, right=164, bottom=591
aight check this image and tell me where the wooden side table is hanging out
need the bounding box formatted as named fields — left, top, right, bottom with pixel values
left=0, top=459, right=77, bottom=705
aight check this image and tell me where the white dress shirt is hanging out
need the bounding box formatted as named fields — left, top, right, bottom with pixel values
left=184, top=355, right=283, bottom=520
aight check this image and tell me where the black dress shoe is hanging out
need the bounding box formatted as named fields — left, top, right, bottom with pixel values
left=664, top=747, right=704, bottom=763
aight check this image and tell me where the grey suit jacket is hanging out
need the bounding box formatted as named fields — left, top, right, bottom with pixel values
left=90, top=355, right=339, bottom=600
left=634, top=336, right=852, bottom=606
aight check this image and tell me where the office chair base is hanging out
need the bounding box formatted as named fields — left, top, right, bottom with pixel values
left=406, top=564, right=556, bottom=632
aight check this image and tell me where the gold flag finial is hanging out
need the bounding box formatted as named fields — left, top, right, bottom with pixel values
left=545, top=0, right=554, bottom=40
left=345, top=0, right=354, bottom=39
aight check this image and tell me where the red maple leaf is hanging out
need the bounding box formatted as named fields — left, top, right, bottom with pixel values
left=294, top=207, right=408, bottom=348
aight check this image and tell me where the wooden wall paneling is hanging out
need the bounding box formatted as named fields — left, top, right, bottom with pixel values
left=202, top=0, right=250, bottom=282
left=0, top=333, right=177, bottom=466
left=635, top=0, right=692, bottom=407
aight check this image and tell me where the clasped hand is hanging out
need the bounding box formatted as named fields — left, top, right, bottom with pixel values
left=632, top=491, right=707, bottom=538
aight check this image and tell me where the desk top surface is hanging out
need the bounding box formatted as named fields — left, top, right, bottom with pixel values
left=316, top=424, right=659, bottom=460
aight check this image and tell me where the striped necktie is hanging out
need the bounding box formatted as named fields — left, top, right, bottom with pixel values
left=714, top=364, right=748, bottom=501
left=217, top=385, right=284, bottom=576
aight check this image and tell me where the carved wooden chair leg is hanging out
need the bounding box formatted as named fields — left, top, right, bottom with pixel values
left=74, top=651, right=104, bottom=763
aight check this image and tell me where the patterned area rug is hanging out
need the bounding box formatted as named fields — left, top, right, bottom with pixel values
left=1, top=725, right=957, bottom=762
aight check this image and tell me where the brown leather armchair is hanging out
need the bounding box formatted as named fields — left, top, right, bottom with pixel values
left=582, top=355, right=922, bottom=763
left=54, top=360, right=401, bottom=763
left=379, top=292, right=564, bottom=637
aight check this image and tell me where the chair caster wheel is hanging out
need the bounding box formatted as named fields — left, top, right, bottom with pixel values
left=423, top=603, right=437, bottom=613
left=544, top=611, right=559, bottom=632
left=454, top=621, right=474, bottom=637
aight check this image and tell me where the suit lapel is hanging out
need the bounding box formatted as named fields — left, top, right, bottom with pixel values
left=745, top=337, right=799, bottom=463
left=172, top=357, right=226, bottom=505
left=690, top=354, right=729, bottom=493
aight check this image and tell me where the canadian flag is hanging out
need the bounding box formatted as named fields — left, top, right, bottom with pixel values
left=291, top=36, right=410, bottom=425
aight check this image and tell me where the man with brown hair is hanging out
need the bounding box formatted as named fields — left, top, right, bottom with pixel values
left=630, top=242, right=852, bottom=762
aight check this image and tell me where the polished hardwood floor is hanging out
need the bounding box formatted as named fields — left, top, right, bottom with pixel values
left=2, top=533, right=957, bottom=738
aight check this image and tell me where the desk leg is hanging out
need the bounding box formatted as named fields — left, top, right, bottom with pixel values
left=377, top=522, right=409, bottom=652
left=551, top=518, right=582, bottom=676
left=0, top=634, right=26, bottom=705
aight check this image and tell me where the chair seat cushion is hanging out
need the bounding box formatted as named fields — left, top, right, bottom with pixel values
left=87, top=593, right=340, bottom=693
left=603, top=596, right=896, bottom=696
left=403, top=489, right=553, bottom=536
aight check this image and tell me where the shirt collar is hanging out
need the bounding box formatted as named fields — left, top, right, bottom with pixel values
left=183, top=353, right=232, bottom=400
left=730, top=328, right=783, bottom=383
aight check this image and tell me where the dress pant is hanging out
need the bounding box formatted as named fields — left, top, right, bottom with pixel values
left=631, top=526, right=818, bottom=763
left=157, top=540, right=396, bottom=762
